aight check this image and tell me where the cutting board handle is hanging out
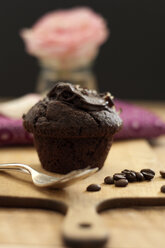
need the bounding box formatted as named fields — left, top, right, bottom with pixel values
left=62, top=206, right=109, bottom=247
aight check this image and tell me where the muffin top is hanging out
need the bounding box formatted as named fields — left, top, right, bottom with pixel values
left=23, top=82, right=122, bottom=137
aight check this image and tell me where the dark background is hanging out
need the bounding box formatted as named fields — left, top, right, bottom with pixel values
left=0, top=0, right=165, bottom=99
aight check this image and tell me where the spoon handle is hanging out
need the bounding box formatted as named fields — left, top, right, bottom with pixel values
left=0, top=164, right=32, bottom=175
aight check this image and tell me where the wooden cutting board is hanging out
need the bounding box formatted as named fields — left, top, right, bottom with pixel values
left=0, top=137, right=165, bottom=248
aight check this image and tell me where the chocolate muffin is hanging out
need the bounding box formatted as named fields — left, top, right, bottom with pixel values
left=23, top=82, right=122, bottom=174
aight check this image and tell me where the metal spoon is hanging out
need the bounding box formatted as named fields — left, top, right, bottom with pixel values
left=0, top=163, right=98, bottom=188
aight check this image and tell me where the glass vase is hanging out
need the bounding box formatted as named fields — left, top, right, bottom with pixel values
left=36, top=60, right=98, bottom=94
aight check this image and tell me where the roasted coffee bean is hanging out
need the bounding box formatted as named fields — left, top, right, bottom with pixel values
left=121, top=169, right=131, bottom=174
left=135, top=172, right=145, bottom=181
left=86, top=184, right=101, bottom=192
left=113, top=173, right=126, bottom=181
left=104, top=176, right=114, bottom=184
left=161, top=185, right=165, bottom=193
left=125, top=171, right=137, bottom=182
left=141, top=169, right=155, bottom=175
left=141, top=169, right=155, bottom=180
left=121, top=169, right=132, bottom=174
left=115, top=179, right=128, bottom=187
left=160, top=170, right=165, bottom=178
left=141, top=172, right=154, bottom=180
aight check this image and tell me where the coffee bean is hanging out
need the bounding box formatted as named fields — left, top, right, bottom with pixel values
left=86, top=184, right=101, bottom=192
left=125, top=171, right=137, bottom=182
left=135, top=172, right=145, bottom=181
left=115, top=179, right=128, bottom=187
left=141, top=172, right=154, bottom=180
left=160, top=170, right=165, bottom=178
left=113, top=173, right=126, bottom=181
left=104, top=176, right=114, bottom=184
left=121, top=169, right=131, bottom=174
left=141, top=169, right=155, bottom=175
left=140, top=169, right=155, bottom=180
left=161, top=185, right=165, bottom=193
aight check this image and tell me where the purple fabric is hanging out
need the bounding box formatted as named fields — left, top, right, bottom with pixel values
left=0, top=100, right=165, bottom=146
left=0, top=115, right=33, bottom=146
left=114, top=100, right=165, bottom=140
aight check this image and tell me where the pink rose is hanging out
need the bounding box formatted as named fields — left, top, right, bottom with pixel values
left=20, top=7, right=109, bottom=68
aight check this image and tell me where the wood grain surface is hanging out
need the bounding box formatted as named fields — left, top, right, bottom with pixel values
left=0, top=102, right=165, bottom=248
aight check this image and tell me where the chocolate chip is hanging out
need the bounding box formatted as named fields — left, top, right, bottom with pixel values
left=141, top=169, right=155, bottom=180
left=161, top=185, right=165, bottom=193
left=103, top=94, right=114, bottom=108
left=160, top=170, right=165, bottom=178
left=135, top=172, right=145, bottom=181
left=115, top=179, right=128, bottom=187
left=113, top=173, right=126, bottom=181
left=86, top=184, right=101, bottom=192
left=104, top=176, right=114, bottom=184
